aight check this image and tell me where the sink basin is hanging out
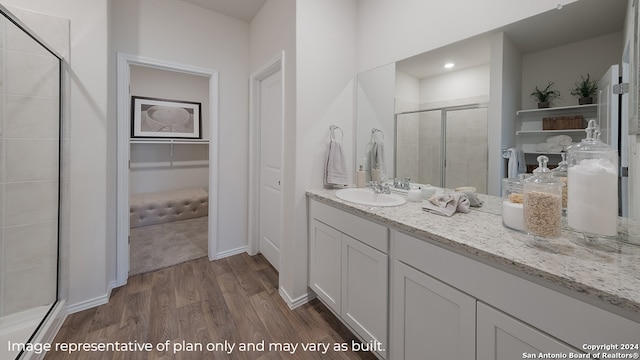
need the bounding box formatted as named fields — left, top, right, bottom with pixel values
left=335, top=188, right=406, bottom=207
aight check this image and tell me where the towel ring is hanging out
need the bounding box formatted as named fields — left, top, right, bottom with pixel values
left=371, top=128, right=384, bottom=140
left=329, top=125, right=343, bottom=140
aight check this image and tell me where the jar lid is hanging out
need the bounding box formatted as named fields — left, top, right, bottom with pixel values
left=551, top=152, right=568, bottom=177
left=526, top=155, right=562, bottom=185
left=566, top=119, right=615, bottom=153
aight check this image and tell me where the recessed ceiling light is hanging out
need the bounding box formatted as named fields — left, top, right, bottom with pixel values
left=444, top=63, right=455, bottom=69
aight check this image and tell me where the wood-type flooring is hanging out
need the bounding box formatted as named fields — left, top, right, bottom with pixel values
left=44, top=253, right=378, bottom=360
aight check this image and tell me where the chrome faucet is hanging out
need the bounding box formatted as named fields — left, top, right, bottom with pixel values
left=370, top=181, right=391, bottom=194
left=393, top=177, right=411, bottom=190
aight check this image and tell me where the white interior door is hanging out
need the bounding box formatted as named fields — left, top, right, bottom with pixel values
left=598, top=65, right=620, bottom=148
left=259, top=70, right=283, bottom=270
left=598, top=65, right=626, bottom=216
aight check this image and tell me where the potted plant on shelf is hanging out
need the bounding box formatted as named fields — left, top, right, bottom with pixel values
left=570, top=74, right=598, bottom=105
left=530, top=82, right=561, bottom=108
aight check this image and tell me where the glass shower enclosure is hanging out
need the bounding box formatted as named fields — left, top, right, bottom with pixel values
left=396, top=105, right=489, bottom=193
left=0, top=5, right=63, bottom=359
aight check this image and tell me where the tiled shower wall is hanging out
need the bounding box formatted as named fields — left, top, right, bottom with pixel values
left=0, top=15, right=60, bottom=316
left=395, top=99, right=488, bottom=193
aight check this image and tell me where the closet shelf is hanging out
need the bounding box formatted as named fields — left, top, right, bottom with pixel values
left=516, top=104, right=597, bottom=115
left=130, top=139, right=210, bottom=145
left=516, top=129, right=584, bottom=136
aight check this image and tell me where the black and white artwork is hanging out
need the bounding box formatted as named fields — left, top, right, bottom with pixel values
left=131, top=96, right=201, bottom=139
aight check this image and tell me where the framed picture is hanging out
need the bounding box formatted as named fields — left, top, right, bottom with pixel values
left=131, top=96, right=202, bottom=139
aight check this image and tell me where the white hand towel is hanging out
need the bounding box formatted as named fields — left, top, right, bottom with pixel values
left=324, top=138, right=349, bottom=186
left=507, top=147, right=525, bottom=178
left=368, top=132, right=387, bottom=181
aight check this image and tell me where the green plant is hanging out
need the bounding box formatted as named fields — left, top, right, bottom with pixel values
left=530, top=82, right=561, bottom=103
left=570, top=74, right=598, bottom=98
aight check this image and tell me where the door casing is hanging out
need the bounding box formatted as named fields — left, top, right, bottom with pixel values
left=248, top=52, right=285, bottom=262
left=115, top=53, right=219, bottom=287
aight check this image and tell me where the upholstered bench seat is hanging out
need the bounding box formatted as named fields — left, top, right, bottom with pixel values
left=129, top=187, right=208, bottom=228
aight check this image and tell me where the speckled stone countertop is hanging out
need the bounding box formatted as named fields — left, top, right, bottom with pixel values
left=307, top=188, right=640, bottom=318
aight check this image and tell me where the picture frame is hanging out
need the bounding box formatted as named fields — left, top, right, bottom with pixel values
left=131, top=96, right=202, bottom=139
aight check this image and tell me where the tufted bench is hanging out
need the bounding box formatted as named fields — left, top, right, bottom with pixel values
left=129, top=187, right=208, bottom=228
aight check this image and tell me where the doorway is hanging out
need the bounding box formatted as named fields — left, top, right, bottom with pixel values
left=249, top=53, right=285, bottom=271
left=116, top=53, right=219, bottom=286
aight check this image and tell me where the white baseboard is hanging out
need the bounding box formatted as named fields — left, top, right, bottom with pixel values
left=65, top=280, right=116, bottom=315
left=214, top=246, right=247, bottom=260
left=279, top=287, right=313, bottom=310
left=23, top=301, right=67, bottom=360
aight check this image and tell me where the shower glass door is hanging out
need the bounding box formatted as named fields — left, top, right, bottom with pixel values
left=395, top=105, right=488, bottom=193
left=0, top=6, right=61, bottom=359
left=444, top=107, right=488, bottom=193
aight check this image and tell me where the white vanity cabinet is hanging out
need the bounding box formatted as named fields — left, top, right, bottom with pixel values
left=477, top=302, right=580, bottom=359
left=308, top=200, right=388, bottom=359
left=391, top=259, right=475, bottom=359
left=390, top=229, right=640, bottom=360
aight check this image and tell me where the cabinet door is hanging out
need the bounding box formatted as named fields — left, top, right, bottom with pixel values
left=342, top=235, right=388, bottom=358
left=309, top=219, right=342, bottom=314
left=391, top=260, right=475, bottom=360
left=477, top=302, right=582, bottom=360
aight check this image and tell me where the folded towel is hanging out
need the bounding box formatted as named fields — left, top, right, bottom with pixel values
left=546, top=134, right=572, bottom=146
left=324, top=137, right=349, bottom=187
left=461, top=191, right=483, bottom=207
left=422, top=193, right=470, bottom=217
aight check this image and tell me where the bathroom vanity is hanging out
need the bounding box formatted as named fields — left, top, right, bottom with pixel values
left=307, top=189, right=640, bottom=360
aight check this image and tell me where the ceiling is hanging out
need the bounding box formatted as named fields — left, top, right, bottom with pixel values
left=181, top=0, right=266, bottom=22
left=397, top=0, right=627, bottom=79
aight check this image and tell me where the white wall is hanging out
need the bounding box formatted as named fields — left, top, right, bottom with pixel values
left=356, top=0, right=578, bottom=73
left=489, top=32, right=522, bottom=192
left=1, top=0, right=110, bottom=309
left=356, top=63, right=396, bottom=181
left=420, top=64, right=490, bottom=104
left=249, top=0, right=298, bottom=302
left=395, top=70, right=420, bottom=104
left=291, top=0, right=357, bottom=305
left=111, top=0, right=250, bottom=258
left=129, top=65, right=210, bottom=195
left=521, top=32, right=624, bottom=109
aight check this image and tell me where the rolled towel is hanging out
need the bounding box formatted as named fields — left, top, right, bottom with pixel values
left=461, top=191, right=483, bottom=207
left=536, top=142, right=550, bottom=152
left=422, top=192, right=470, bottom=217
left=546, top=134, right=572, bottom=146
left=536, top=142, right=563, bottom=153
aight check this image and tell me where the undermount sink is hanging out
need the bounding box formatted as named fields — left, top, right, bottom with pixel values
left=335, top=188, right=406, bottom=207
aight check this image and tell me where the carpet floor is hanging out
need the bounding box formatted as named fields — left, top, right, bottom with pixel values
left=129, top=216, right=208, bottom=276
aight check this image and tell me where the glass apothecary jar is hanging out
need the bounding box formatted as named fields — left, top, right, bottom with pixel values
left=566, top=119, right=618, bottom=248
left=551, top=152, right=568, bottom=214
left=523, top=155, right=563, bottom=241
left=502, top=177, right=525, bottom=232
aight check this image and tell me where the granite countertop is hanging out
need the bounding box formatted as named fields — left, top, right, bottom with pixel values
left=306, top=188, right=640, bottom=318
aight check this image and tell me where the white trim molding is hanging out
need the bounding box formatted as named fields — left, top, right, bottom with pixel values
left=248, top=51, right=286, bottom=259
left=116, top=53, right=219, bottom=286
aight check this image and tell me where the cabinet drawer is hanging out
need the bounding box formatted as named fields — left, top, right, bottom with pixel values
left=310, top=200, right=388, bottom=253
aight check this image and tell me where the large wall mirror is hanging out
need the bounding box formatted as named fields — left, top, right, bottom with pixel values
left=355, top=0, right=639, bottom=220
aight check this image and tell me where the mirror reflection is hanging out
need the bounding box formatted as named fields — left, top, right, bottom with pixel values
left=356, top=0, right=634, bottom=217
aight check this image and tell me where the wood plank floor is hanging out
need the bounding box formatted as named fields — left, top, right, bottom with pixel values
left=44, top=254, right=378, bottom=360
